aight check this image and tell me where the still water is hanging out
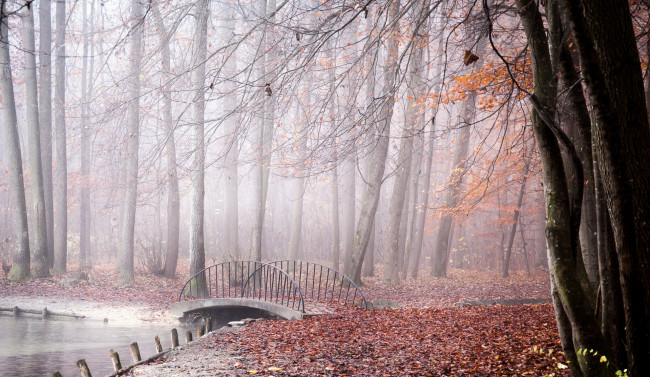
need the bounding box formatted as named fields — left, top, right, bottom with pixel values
left=0, top=314, right=190, bottom=377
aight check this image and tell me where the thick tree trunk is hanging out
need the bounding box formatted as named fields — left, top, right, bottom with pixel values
left=560, top=1, right=650, bottom=374
left=52, top=0, right=67, bottom=275
left=1, top=6, right=31, bottom=281
left=39, top=0, right=54, bottom=269
left=119, top=0, right=144, bottom=285
left=189, top=0, right=209, bottom=282
left=22, top=6, right=49, bottom=278
left=344, top=0, right=401, bottom=285
left=152, top=4, right=180, bottom=278
left=514, top=1, right=610, bottom=375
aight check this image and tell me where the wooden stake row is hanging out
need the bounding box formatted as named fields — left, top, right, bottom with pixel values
left=51, top=316, right=213, bottom=377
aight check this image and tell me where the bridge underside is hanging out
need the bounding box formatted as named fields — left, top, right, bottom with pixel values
left=170, top=298, right=303, bottom=321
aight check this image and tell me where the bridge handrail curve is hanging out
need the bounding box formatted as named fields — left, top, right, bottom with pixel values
left=268, top=260, right=370, bottom=309
left=177, top=261, right=306, bottom=313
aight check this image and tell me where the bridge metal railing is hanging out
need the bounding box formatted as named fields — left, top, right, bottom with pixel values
left=178, top=261, right=305, bottom=313
left=268, top=260, right=370, bottom=310
left=177, top=260, right=370, bottom=313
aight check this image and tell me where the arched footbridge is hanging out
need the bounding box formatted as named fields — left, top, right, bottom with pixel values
left=170, top=260, right=369, bottom=320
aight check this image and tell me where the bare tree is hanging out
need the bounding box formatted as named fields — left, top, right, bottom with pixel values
left=39, top=0, right=54, bottom=268
left=431, top=35, right=487, bottom=278
left=22, top=4, right=49, bottom=278
left=1, top=3, right=30, bottom=281
left=152, top=3, right=180, bottom=278
left=345, top=0, right=402, bottom=285
left=119, top=0, right=144, bottom=285
left=189, top=0, right=209, bottom=279
left=52, top=0, right=67, bottom=274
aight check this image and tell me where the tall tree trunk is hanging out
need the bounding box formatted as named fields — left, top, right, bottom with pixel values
left=79, top=0, right=92, bottom=270
left=250, top=0, right=267, bottom=263
left=152, top=3, right=180, bottom=278
left=331, top=143, right=341, bottom=269
left=1, top=5, right=31, bottom=281
left=503, top=150, right=530, bottom=278
left=219, top=5, right=240, bottom=260
left=345, top=0, right=401, bottom=285
left=52, top=0, right=67, bottom=275
left=22, top=5, right=49, bottom=278
left=119, top=0, right=144, bottom=285
left=383, top=117, right=415, bottom=284
left=431, top=38, right=486, bottom=278
left=513, top=0, right=610, bottom=375
left=341, top=157, right=355, bottom=267
left=560, top=1, right=650, bottom=374
left=189, top=0, right=209, bottom=281
left=39, top=0, right=54, bottom=269
left=287, top=115, right=307, bottom=261
left=260, top=0, right=276, bottom=253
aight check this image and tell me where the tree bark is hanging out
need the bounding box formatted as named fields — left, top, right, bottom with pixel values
left=559, top=1, right=650, bottom=374
left=344, top=0, right=401, bottom=285
left=503, top=149, right=530, bottom=278
left=22, top=5, right=49, bottom=278
left=189, top=0, right=209, bottom=282
left=39, top=0, right=55, bottom=269
left=250, top=0, right=268, bottom=262
left=1, top=4, right=31, bottom=281
left=219, top=5, right=240, bottom=261
left=514, top=0, right=610, bottom=375
left=52, top=0, right=67, bottom=275
left=119, top=0, right=144, bottom=285
left=152, top=3, right=180, bottom=278
left=79, top=0, right=92, bottom=270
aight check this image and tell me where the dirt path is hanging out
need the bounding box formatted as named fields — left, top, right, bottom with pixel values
left=125, top=327, right=244, bottom=377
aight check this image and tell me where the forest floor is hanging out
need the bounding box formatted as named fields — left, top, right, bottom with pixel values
left=0, top=263, right=570, bottom=376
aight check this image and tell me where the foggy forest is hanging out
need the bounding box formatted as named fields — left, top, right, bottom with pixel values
left=1, top=0, right=649, bottom=376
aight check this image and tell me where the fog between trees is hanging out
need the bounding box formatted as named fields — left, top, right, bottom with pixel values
left=2, top=1, right=650, bottom=375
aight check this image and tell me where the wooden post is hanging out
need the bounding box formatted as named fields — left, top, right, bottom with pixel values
left=205, top=317, right=212, bottom=333
left=197, top=325, right=205, bottom=337
left=52, top=372, right=63, bottom=377
left=76, top=359, right=92, bottom=377
left=171, top=328, right=179, bottom=348
left=42, top=307, right=48, bottom=318
left=12, top=306, right=18, bottom=316
left=109, top=349, right=122, bottom=371
left=154, top=335, right=163, bottom=353
left=130, top=342, right=141, bottom=363
left=185, top=330, right=192, bottom=344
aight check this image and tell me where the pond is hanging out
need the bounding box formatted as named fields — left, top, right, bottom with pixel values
left=0, top=314, right=192, bottom=377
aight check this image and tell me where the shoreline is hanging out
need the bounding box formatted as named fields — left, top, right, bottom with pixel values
left=0, top=294, right=176, bottom=326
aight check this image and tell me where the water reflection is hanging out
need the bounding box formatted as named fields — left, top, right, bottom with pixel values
left=0, top=314, right=190, bottom=377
